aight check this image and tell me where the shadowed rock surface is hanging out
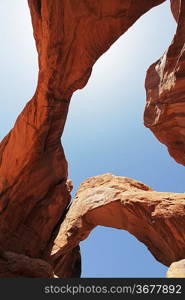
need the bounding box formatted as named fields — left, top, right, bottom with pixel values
left=1, top=0, right=185, bottom=277
left=0, top=248, right=53, bottom=277
left=170, top=0, right=180, bottom=22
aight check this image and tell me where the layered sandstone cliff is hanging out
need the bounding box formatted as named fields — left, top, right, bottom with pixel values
left=0, top=0, right=185, bottom=277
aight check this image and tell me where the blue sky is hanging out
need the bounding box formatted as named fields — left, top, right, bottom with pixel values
left=0, top=0, right=184, bottom=278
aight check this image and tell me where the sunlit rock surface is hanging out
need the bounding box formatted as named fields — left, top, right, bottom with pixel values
left=52, top=174, right=185, bottom=277
left=145, top=0, right=185, bottom=165
left=166, top=259, right=185, bottom=278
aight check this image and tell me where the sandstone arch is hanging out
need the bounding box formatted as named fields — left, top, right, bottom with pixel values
left=51, top=174, right=185, bottom=277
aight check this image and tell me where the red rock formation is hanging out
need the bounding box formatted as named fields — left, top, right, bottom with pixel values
left=170, top=0, right=181, bottom=21
left=144, top=0, right=185, bottom=165
left=0, top=0, right=167, bottom=277
left=0, top=248, right=53, bottom=278
left=52, top=174, right=185, bottom=277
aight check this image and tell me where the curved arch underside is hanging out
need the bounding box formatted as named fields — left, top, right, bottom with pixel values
left=52, top=174, right=185, bottom=277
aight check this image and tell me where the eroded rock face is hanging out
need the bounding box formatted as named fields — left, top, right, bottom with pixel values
left=52, top=174, right=185, bottom=276
left=28, top=0, right=166, bottom=100
left=170, top=0, right=181, bottom=22
left=0, top=0, right=167, bottom=277
left=0, top=248, right=53, bottom=278
left=166, top=259, right=185, bottom=278
left=144, top=0, right=185, bottom=165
